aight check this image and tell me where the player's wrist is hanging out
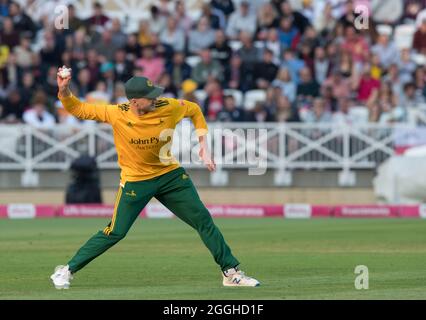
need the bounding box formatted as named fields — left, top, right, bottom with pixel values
left=59, top=87, right=71, bottom=98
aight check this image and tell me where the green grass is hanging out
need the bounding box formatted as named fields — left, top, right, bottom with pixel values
left=1, top=218, right=426, bottom=299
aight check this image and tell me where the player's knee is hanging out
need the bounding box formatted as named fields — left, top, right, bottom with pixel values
left=104, top=230, right=127, bottom=241
left=194, top=210, right=215, bottom=230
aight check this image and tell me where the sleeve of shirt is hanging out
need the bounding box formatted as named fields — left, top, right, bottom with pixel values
left=175, top=99, right=208, bottom=137
left=58, top=94, right=118, bottom=124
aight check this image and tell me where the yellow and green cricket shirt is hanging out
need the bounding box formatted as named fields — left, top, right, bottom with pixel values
left=59, top=94, right=208, bottom=183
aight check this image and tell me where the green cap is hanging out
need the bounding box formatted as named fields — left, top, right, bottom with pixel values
left=124, top=76, right=164, bottom=100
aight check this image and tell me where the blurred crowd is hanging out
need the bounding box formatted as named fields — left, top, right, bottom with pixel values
left=1, top=0, right=426, bottom=129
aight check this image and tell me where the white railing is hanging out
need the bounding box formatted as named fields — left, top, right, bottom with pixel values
left=0, top=122, right=421, bottom=186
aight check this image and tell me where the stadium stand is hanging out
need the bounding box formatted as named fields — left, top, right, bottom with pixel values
left=0, top=0, right=426, bottom=202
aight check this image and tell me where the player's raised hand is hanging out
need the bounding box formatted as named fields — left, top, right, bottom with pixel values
left=57, top=66, right=72, bottom=97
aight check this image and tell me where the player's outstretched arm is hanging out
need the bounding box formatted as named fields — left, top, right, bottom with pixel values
left=178, top=98, right=216, bottom=172
left=199, top=134, right=216, bottom=172
left=57, top=66, right=116, bottom=124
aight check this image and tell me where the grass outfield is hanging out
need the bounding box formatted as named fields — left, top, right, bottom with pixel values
left=1, top=218, right=426, bottom=299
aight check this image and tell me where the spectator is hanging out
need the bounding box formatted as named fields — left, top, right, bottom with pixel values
left=188, top=17, right=216, bottom=55
left=71, top=29, right=89, bottom=63
left=124, top=33, right=142, bottom=61
left=371, top=27, right=399, bottom=69
left=13, top=34, right=33, bottom=69
left=313, top=46, right=330, bottom=84
left=300, top=97, right=332, bottom=123
left=67, top=4, right=86, bottom=31
left=322, top=85, right=338, bottom=112
left=86, top=49, right=101, bottom=86
left=203, top=79, right=224, bottom=121
left=209, top=30, right=232, bottom=69
left=280, top=49, right=305, bottom=84
left=1, top=89, right=25, bottom=122
left=398, top=48, right=417, bottom=84
left=237, top=31, right=260, bottom=66
left=227, top=54, right=244, bottom=91
left=217, top=95, right=246, bottom=122
left=175, top=1, right=193, bottom=34
left=400, top=82, right=425, bottom=108
left=382, top=63, right=403, bottom=98
left=166, top=51, right=191, bottom=88
left=138, top=20, right=154, bottom=47
left=279, top=1, right=310, bottom=34
left=43, top=66, right=60, bottom=99
left=256, top=2, right=279, bottom=40
left=135, top=46, right=165, bottom=83
left=211, top=0, right=235, bottom=17
left=99, top=62, right=115, bottom=99
left=108, top=18, right=127, bottom=49
left=333, top=97, right=356, bottom=125
left=275, top=95, right=299, bottom=122
left=23, top=91, right=55, bottom=129
left=0, top=16, right=20, bottom=49
left=181, top=79, right=199, bottom=104
left=414, top=67, right=426, bottom=100
left=86, top=80, right=110, bottom=103
left=39, top=31, right=63, bottom=68
left=335, top=51, right=353, bottom=78
left=341, top=25, right=369, bottom=68
left=272, top=68, right=296, bottom=102
left=355, top=64, right=381, bottom=103
left=160, top=17, right=185, bottom=52
left=277, top=16, right=299, bottom=50
left=112, top=82, right=128, bottom=104
left=8, top=1, right=37, bottom=38
left=0, top=0, right=9, bottom=17
left=226, top=1, right=257, bottom=39
left=296, top=67, right=320, bottom=100
left=113, top=49, right=133, bottom=83
left=149, top=5, right=167, bottom=35
left=246, top=101, right=274, bottom=122
left=87, top=2, right=110, bottom=30
left=322, top=70, right=351, bottom=100
left=201, top=2, right=225, bottom=30
left=413, top=18, right=426, bottom=55
left=19, top=71, right=36, bottom=107
left=191, top=49, right=223, bottom=87
left=91, top=29, right=120, bottom=62
left=156, top=0, right=174, bottom=15
left=74, top=68, right=93, bottom=98
left=314, top=2, right=336, bottom=35
left=253, top=49, right=279, bottom=89
left=264, top=28, right=281, bottom=64
left=158, top=72, right=178, bottom=98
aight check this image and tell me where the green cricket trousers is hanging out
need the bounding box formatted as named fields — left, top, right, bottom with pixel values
left=67, top=167, right=240, bottom=273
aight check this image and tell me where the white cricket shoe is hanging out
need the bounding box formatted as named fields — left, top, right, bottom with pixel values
left=50, top=265, right=73, bottom=289
left=222, top=267, right=260, bottom=287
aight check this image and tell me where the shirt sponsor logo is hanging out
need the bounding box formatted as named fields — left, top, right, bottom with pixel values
left=130, top=137, right=160, bottom=145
